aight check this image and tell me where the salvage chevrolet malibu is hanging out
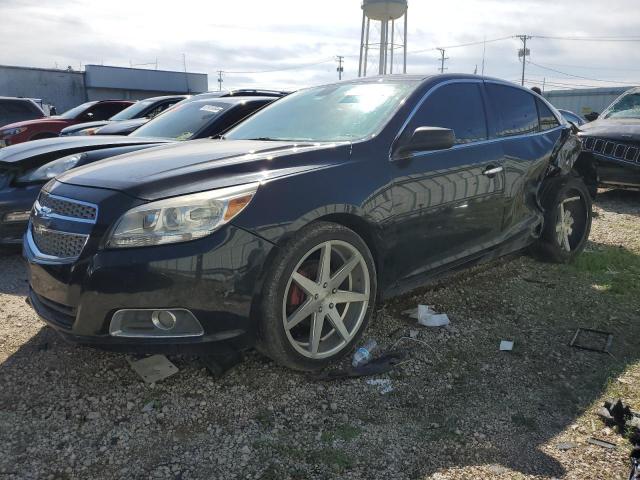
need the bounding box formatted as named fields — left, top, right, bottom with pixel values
left=25, top=75, right=592, bottom=371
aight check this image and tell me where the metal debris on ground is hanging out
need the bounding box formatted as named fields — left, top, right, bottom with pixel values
left=587, top=437, right=616, bottom=449
left=366, top=378, right=394, bottom=394
left=556, top=442, right=578, bottom=451
left=499, top=340, right=514, bottom=351
left=128, top=354, right=179, bottom=384
left=569, top=328, right=613, bottom=354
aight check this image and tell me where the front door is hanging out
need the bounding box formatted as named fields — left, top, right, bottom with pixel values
left=387, top=81, right=506, bottom=285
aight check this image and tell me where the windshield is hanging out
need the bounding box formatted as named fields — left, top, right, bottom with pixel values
left=603, top=92, right=640, bottom=119
left=110, top=101, right=153, bottom=121
left=58, top=101, right=97, bottom=120
left=225, top=81, right=418, bottom=142
left=130, top=101, right=229, bottom=140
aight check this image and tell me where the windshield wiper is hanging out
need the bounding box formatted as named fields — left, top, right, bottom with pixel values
left=246, top=137, right=282, bottom=141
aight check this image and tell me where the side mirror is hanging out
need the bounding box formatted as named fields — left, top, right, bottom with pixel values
left=395, top=127, right=456, bottom=158
left=584, top=112, right=599, bottom=122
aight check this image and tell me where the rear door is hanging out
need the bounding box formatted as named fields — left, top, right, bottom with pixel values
left=388, top=81, right=505, bottom=284
left=485, top=82, right=562, bottom=239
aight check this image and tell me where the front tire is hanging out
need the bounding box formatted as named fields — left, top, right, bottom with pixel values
left=257, top=222, right=377, bottom=371
left=532, top=176, right=592, bottom=263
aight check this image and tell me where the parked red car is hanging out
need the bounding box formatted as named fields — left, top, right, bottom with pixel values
left=0, top=100, right=133, bottom=146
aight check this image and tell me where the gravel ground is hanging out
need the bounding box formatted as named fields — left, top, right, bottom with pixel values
left=0, top=189, right=639, bottom=480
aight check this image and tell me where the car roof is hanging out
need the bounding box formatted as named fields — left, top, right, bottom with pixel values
left=135, top=94, right=190, bottom=102
left=186, top=96, right=275, bottom=106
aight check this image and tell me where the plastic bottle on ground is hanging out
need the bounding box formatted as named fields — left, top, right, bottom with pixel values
left=352, top=339, right=378, bottom=368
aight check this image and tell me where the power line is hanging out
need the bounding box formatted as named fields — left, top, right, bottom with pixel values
left=408, top=35, right=513, bottom=55
left=527, top=60, right=640, bottom=85
left=532, top=35, right=640, bottom=42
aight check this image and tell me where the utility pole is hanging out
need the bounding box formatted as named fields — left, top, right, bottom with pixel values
left=217, top=71, right=224, bottom=91
left=336, top=56, right=344, bottom=80
left=516, top=35, right=532, bottom=86
left=436, top=48, right=449, bottom=74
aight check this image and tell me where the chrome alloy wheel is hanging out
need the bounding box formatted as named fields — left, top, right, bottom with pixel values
left=282, top=240, right=370, bottom=359
left=555, top=195, right=582, bottom=252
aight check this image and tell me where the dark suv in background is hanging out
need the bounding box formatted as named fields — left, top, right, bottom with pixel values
left=0, top=97, right=46, bottom=137
left=24, top=75, right=593, bottom=371
left=579, top=87, right=640, bottom=190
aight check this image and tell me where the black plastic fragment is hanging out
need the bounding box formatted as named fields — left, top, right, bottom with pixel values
left=310, top=351, right=408, bottom=381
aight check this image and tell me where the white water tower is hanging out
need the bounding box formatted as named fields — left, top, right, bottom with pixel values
left=358, top=0, right=408, bottom=77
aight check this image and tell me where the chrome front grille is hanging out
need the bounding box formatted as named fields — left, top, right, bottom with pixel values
left=37, top=191, right=98, bottom=222
left=31, top=225, right=88, bottom=259
left=28, top=193, right=98, bottom=262
left=582, top=136, right=640, bottom=163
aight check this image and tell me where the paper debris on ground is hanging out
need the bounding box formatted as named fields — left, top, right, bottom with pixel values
left=403, top=305, right=450, bottom=327
left=366, top=378, right=394, bottom=394
left=128, top=354, right=179, bottom=384
left=499, top=340, right=514, bottom=351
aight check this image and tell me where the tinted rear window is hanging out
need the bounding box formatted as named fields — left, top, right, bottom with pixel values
left=537, top=99, right=560, bottom=131
left=487, top=84, right=539, bottom=138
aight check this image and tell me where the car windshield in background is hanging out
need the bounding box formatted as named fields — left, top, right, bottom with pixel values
left=109, top=101, right=153, bottom=121
left=225, top=81, right=418, bottom=142
left=603, top=92, right=640, bottom=119
left=58, top=101, right=98, bottom=119
left=129, top=101, right=228, bottom=140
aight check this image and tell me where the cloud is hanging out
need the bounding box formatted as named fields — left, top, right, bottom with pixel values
left=0, top=0, right=638, bottom=91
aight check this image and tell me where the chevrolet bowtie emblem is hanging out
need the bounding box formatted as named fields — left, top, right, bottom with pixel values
left=38, top=206, right=52, bottom=217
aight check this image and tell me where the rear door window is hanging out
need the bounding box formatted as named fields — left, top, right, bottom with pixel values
left=407, top=82, right=488, bottom=144
left=86, top=102, right=129, bottom=120
left=537, top=99, right=560, bottom=131
left=486, top=84, right=539, bottom=138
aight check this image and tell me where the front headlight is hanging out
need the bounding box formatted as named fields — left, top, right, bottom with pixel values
left=1, top=127, right=27, bottom=136
left=16, top=153, right=85, bottom=183
left=107, top=183, right=259, bottom=248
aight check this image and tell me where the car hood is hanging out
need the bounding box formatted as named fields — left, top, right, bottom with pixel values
left=98, top=118, right=148, bottom=134
left=580, top=118, right=640, bottom=142
left=0, top=135, right=170, bottom=170
left=0, top=117, right=70, bottom=131
left=61, top=121, right=112, bottom=134
left=56, top=139, right=351, bottom=201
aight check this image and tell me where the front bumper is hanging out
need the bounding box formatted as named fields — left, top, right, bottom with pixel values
left=24, top=184, right=275, bottom=353
left=0, top=183, right=40, bottom=245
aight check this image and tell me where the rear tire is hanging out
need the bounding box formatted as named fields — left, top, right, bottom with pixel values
left=532, top=176, right=592, bottom=263
left=257, top=222, right=377, bottom=371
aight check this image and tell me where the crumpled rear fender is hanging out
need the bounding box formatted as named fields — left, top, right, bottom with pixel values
left=549, top=124, right=582, bottom=176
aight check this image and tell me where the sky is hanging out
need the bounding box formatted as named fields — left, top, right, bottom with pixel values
left=1, top=0, right=640, bottom=92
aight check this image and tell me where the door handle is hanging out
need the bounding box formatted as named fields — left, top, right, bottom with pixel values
left=483, top=166, right=504, bottom=176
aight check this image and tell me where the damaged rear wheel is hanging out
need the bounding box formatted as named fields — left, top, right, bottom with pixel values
left=532, top=176, right=592, bottom=263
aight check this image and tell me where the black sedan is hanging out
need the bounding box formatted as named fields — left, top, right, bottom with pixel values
left=59, top=95, right=188, bottom=136
left=24, top=74, right=593, bottom=371
left=578, top=87, right=640, bottom=190
left=0, top=97, right=275, bottom=246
